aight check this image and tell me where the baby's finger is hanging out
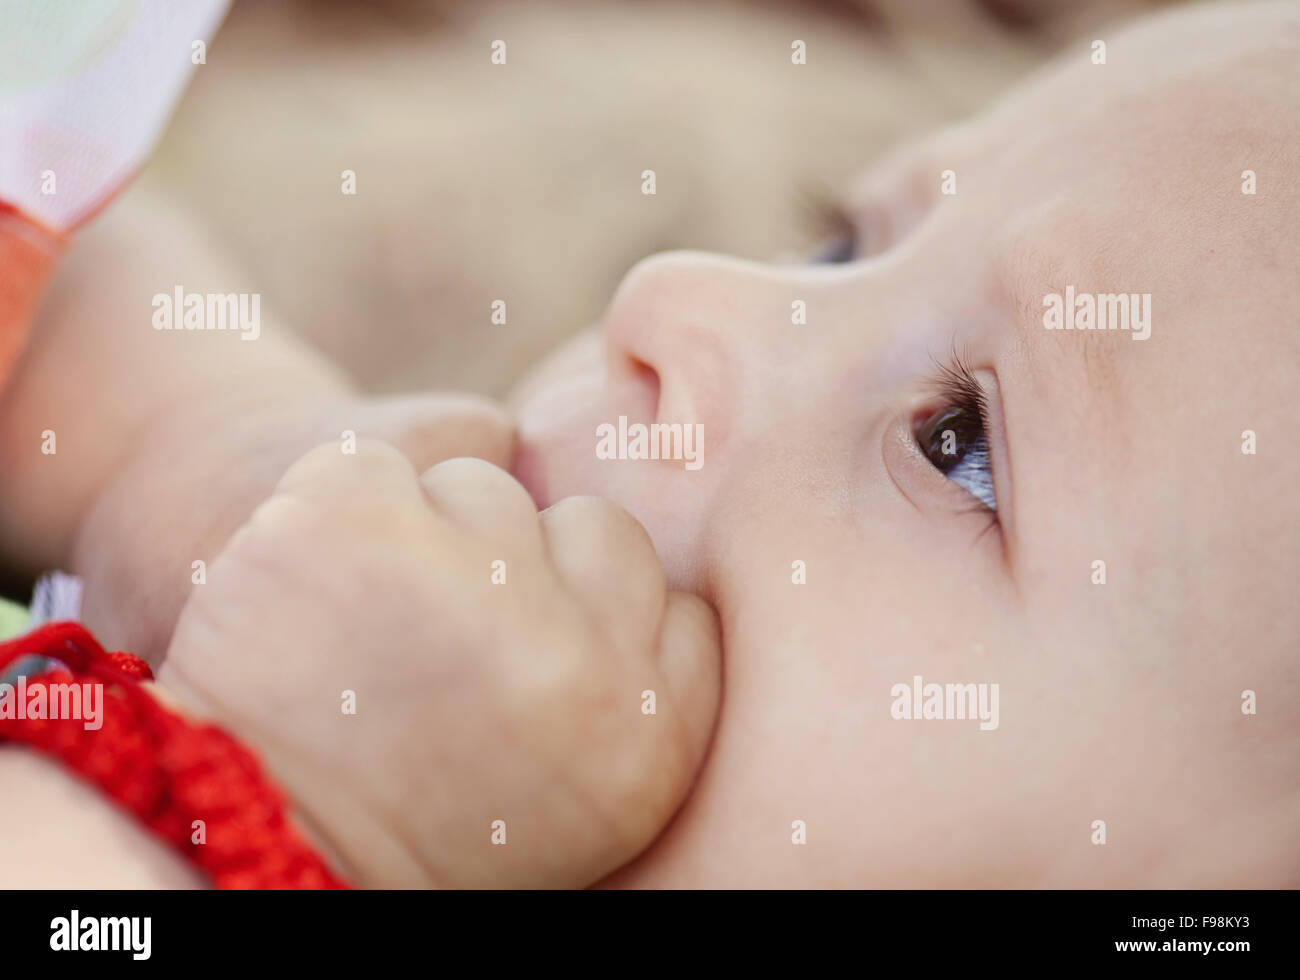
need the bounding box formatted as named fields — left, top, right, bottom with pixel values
left=419, top=456, right=543, bottom=549
left=652, top=591, right=723, bottom=774
left=592, top=590, right=722, bottom=869
left=349, top=393, right=516, bottom=472
left=539, top=495, right=666, bottom=644
left=274, top=440, right=423, bottom=506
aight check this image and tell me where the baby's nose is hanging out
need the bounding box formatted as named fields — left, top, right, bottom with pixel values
left=602, top=250, right=804, bottom=449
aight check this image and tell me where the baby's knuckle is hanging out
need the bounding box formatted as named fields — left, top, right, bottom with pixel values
left=423, top=454, right=505, bottom=483
left=547, top=495, right=645, bottom=542
left=280, top=439, right=413, bottom=490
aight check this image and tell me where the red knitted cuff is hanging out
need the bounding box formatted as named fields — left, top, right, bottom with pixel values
left=0, top=621, right=350, bottom=889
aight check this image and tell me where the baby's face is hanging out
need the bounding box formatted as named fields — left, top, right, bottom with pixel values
left=511, top=2, right=1300, bottom=886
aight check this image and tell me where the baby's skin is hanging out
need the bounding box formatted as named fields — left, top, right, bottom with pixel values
left=157, top=440, right=720, bottom=888
left=3, top=0, right=1298, bottom=887
left=513, top=1, right=1300, bottom=886
left=4, top=404, right=720, bottom=889
left=0, top=136, right=718, bottom=886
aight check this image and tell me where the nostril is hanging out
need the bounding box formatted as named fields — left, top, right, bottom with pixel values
left=629, top=356, right=661, bottom=419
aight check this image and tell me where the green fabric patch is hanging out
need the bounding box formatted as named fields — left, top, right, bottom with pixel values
left=0, top=596, right=29, bottom=640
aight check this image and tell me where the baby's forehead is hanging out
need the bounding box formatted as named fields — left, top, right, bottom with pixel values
left=921, top=3, right=1297, bottom=212
left=847, top=63, right=1293, bottom=298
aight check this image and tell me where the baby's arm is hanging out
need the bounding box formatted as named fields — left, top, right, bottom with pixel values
left=2, top=444, right=720, bottom=889
left=0, top=190, right=511, bottom=663
left=0, top=746, right=206, bottom=888
left=0, top=192, right=349, bottom=573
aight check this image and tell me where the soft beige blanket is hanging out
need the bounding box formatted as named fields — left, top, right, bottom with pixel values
left=134, top=0, right=1167, bottom=396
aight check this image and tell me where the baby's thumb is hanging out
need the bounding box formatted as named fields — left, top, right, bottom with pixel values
left=650, top=590, right=723, bottom=803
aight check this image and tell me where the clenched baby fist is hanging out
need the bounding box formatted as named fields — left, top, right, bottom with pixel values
left=158, top=440, right=721, bottom=888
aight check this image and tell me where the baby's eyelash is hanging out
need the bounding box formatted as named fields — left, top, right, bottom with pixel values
left=931, top=352, right=988, bottom=428
left=924, top=348, right=1000, bottom=537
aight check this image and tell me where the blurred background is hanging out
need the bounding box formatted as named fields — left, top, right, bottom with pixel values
left=137, top=0, right=1171, bottom=396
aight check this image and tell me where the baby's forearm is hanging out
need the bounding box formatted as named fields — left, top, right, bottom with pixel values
left=0, top=746, right=207, bottom=888
left=0, top=193, right=352, bottom=657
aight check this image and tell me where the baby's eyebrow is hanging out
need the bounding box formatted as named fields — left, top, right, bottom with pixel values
left=1080, top=330, right=1123, bottom=395
left=992, top=235, right=1126, bottom=397
left=991, top=235, right=1139, bottom=474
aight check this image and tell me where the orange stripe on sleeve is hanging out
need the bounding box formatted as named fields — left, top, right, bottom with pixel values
left=0, top=205, right=64, bottom=393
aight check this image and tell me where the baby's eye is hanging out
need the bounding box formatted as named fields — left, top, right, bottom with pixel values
left=915, top=400, right=996, bottom=512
